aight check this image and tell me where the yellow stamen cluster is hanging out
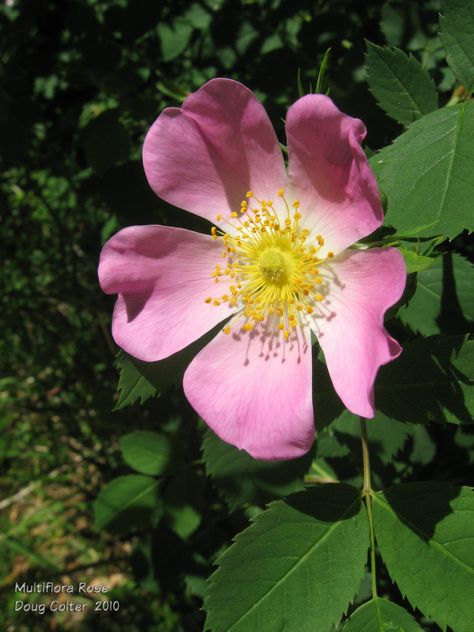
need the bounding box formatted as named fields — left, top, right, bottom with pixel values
left=204, top=191, right=333, bottom=340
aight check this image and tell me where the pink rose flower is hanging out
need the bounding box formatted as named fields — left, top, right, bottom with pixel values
left=98, top=79, right=406, bottom=460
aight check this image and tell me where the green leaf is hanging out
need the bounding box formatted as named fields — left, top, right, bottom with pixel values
left=365, top=42, right=437, bottom=125
left=398, top=248, right=436, bottom=274
left=401, top=253, right=474, bottom=335
left=164, top=468, right=204, bottom=539
left=316, top=336, right=474, bottom=427
left=316, top=47, right=331, bottom=95
left=329, top=414, right=410, bottom=464
left=205, top=484, right=368, bottom=632
left=375, top=101, right=474, bottom=238
left=440, top=0, right=474, bottom=92
left=114, top=352, right=158, bottom=409
left=184, top=3, right=211, bottom=30
left=119, top=431, right=173, bottom=476
left=157, top=19, right=193, bottom=62
left=94, top=474, right=161, bottom=535
left=380, top=3, right=404, bottom=47
left=202, top=429, right=313, bottom=511
left=342, top=598, right=422, bottom=631
left=114, top=324, right=221, bottom=409
left=373, top=482, right=474, bottom=632
left=375, top=335, right=474, bottom=426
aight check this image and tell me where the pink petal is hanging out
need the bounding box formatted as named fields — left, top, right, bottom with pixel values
left=286, top=95, right=383, bottom=254
left=314, top=248, right=406, bottom=417
left=183, top=328, right=314, bottom=460
left=98, top=225, right=235, bottom=361
left=142, top=78, right=286, bottom=224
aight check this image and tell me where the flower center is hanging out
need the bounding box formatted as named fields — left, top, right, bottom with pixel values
left=205, top=189, right=334, bottom=341
left=258, top=248, right=290, bottom=285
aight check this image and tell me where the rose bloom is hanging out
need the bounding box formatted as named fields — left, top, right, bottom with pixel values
left=99, top=79, right=406, bottom=460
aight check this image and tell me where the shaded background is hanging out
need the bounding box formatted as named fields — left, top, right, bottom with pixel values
left=1, top=0, right=472, bottom=630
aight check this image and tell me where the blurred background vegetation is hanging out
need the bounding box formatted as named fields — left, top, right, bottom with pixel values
left=1, top=0, right=472, bottom=630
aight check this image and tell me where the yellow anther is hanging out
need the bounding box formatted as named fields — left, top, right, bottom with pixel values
left=327, top=251, right=334, bottom=258
left=204, top=191, right=332, bottom=336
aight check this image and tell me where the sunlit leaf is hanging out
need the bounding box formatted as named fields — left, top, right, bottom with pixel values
left=374, top=101, right=474, bottom=238
left=365, top=42, right=437, bottom=125
left=205, top=484, right=368, bottom=632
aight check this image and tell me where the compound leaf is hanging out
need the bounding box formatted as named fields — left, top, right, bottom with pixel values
left=205, top=484, right=368, bottom=632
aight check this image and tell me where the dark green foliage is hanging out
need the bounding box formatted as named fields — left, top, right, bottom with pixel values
left=202, top=429, right=314, bottom=511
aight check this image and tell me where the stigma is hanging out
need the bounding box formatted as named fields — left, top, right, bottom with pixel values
left=204, top=190, right=334, bottom=341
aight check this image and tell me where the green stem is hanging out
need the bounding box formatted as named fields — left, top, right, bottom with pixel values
left=360, top=418, right=378, bottom=599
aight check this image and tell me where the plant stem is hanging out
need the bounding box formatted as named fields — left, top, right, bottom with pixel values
left=360, top=418, right=378, bottom=599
